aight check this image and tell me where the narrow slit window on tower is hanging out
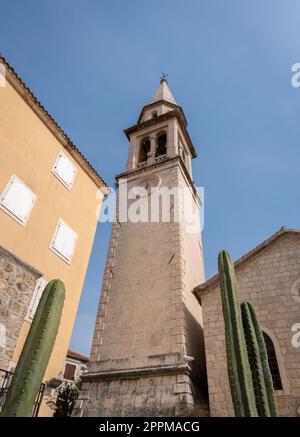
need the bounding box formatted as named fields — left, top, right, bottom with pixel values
left=181, top=148, right=186, bottom=164
left=139, top=138, right=151, bottom=163
left=156, top=133, right=167, bottom=157
left=263, top=332, right=283, bottom=390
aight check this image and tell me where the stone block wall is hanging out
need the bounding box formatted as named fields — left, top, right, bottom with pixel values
left=76, top=371, right=197, bottom=417
left=201, top=233, right=300, bottom=416
left=76, top=159, right=207, bottom=416
left=0, top=246, right=41, bottom=370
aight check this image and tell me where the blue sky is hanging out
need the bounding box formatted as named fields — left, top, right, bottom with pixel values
left=1, top=0, right=300, bottom=355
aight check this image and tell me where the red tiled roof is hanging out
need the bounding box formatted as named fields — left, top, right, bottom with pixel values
left=67, top=349, right=89, bottom=362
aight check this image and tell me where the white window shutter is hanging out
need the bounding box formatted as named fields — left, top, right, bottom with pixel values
left=51, top=219, right=78, bottom=263
left=0, top=176, right=36, bottom=225
left=53, top=152, right=77, bottom=189
left=52, top=220, right=67, bottom=254
left=15, top=185, right=36, bottom=222
left=27, top=278, right=48, bottom=320
left=63, top=228, right=78, bottom=262
left=1, top=177, right=22, bottom=212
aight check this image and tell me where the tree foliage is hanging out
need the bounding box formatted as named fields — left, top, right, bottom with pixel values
left=54, top=380, right=80, bottom=417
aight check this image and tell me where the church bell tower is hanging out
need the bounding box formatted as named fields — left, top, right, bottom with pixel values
left=75, top=78, right=207, bottom=416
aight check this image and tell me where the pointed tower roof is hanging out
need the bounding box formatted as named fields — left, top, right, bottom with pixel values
left=149, top=78, right=177, bottom=105
left=128, top=77, right=195, bottom=157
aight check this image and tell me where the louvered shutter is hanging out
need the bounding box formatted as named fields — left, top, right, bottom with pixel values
left=52, top=220, right=67, bottom=254
left=1, top=176, right=36, bottom=224
left=1, top=177, right=22, bottom=212
left=15, top=184, right=36, bottom=222
left=51, top=219, right=78, bottom=263
left=63, top=228, right=78, bottom=261
left=27, top=278, right=48, bottom=320
left=53, top=152, right=77, bottom=189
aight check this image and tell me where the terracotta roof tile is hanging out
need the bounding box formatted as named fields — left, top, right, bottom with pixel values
left=67, top=349, right=89, bottom=362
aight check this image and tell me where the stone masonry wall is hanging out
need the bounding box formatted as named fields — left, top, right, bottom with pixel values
left=201, top=234, right=300, bottom=416
left=0, top=246, right=41, bottom=370
left=76, top=159, right=207, bottom=416
left=77, top=372, right=196, bottom=417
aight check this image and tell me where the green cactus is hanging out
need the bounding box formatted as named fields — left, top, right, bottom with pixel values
left=241, top=302, right=278, bottom=417
left=0, top=279, right=65, bottom=417
left=218, top=250, right=258, bottom=416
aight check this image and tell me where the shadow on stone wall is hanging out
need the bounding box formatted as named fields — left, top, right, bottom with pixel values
left=183, top=303, right=208, bottom=404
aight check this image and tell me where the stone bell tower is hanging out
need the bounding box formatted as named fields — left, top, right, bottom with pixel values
left=75, top=78, right=207, bottom=416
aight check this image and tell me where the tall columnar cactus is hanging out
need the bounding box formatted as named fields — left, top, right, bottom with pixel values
left=241, top=302, right=278, bottom=417
left=0, top=279, right=65, bottom=417
left=218, top=250, right=258, bottom=417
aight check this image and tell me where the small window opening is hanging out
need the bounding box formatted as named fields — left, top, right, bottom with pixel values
left=156, top=133, right=167, bottom=157
left=139, top=138, right=151, bottom=163
left=152, top=111, right=158, bottom=118
left=263, top=332, right=283, bottom=390
left=63, top=363, right=76, bottom=381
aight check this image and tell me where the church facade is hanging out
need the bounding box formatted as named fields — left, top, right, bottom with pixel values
left=194, top=227, right=300, bottom=417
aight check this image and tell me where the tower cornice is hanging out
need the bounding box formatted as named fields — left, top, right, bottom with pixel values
left=137, top=100, right=188, bottom=126
left=81, top=362, right=193, bottom=382
left=115, top=154, right=200, bottom=203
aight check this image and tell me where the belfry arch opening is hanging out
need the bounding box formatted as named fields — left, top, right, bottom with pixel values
left=156, top=133, right=167, bottom=157
left=263, top=331, right=283, bottom=390
left=139, top=138, right=151, bottom=163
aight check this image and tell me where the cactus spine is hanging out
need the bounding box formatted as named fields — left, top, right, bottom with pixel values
left=0, top=279, right=65, bottom=417
left=241, top=302, right=278, bottom=417
left=218, top=250, right=258, bottom=416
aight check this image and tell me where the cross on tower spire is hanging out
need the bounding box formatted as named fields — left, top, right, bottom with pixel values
left=149, top=75, right=177, bottom=105
left=160, top=72, right=168, bottom=83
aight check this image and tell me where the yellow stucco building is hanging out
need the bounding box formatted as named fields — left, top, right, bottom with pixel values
left=0, top=55, right=108, bottom=416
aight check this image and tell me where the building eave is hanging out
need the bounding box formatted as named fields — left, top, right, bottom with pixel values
left=0, top=54, right=109, bottom=192
left=67, top=349, right=89, bottom=363
left=193, top=227, right=300, bottom=300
